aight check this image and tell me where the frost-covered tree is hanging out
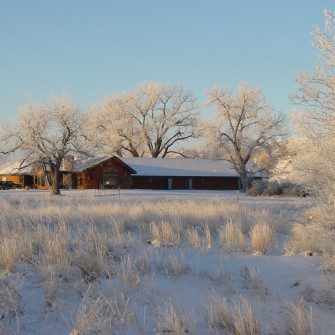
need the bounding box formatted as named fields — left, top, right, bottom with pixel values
left=94, top=81, right=199, bottom=157
left=205, top=83, right=286, bottom=191
left=289, top=10, right=335, bottom=263
left=0, top=95, right=95, bottom=195
left=290, top=9, right=335, bottom=199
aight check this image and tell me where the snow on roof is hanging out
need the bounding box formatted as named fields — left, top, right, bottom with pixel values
left=73, top=156, right=112, bottom=172
left=0, top=156, right=265, bottom=178
left=120, top=157, right=243, bottom=177
left=0, top=161, right=32, bottom=175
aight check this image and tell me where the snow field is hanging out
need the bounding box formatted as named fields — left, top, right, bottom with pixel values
left=0, top=190, right=332, bottom=334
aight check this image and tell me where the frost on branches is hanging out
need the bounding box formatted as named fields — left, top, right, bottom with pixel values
left=203, top=83, right=286, bottom=191
left=93, top=81, right=199, bottom=158
left=0, top=95, right=96, bottom=195
left=291, top=10, right=335, bottom=201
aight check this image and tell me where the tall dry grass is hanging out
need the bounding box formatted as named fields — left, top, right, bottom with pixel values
left=218, top=220, right=247, bottom=253
left=283, top=300, right=318, bottom=335
left=156, top=299, right=191, bottom=335
left=250, top=222, right=275, bottom=254
left=0, top=192, right=315, bottom=333
left=205, top=294, right=261, bottom=335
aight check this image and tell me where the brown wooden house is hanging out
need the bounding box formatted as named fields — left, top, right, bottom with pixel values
left=0, top=156, right=264, bottom=191
left=72, top=156, right=136, bottom=189
left=0, top=162, right=34, bottom=188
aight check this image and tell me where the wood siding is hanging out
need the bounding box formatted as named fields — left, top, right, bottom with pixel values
left=131, top=176, right=240, bottom=190
left=1, top=158, right=243, bottom=191
left=74, top=157, right=133, bottom=189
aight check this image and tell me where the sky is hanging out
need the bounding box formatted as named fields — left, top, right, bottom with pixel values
left=0, top=0, right=334, bottom=121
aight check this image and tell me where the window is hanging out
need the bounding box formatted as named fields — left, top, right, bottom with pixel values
left=19, top=176, right=24, bottom=184
left=102, top=173, right=118, bottom=186
left=87, top=173, right=94, bottom=181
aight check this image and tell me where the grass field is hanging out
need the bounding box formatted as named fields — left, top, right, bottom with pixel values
left=0, top=189, right=332, bottom=334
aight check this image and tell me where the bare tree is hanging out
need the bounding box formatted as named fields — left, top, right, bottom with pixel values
left=290, top=9, right=335, bottom=198
left=0, top=95, right=96, bottom=195
left=94, top=81, right=199, bottom=157
left=204, top=83, right=286, bottom=191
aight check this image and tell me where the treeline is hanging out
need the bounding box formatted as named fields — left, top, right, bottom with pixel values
left=1, top=9, right=335, bottom=199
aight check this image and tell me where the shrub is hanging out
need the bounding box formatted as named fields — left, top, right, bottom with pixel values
left=250, top=222, right=275, bottom=254
left=285, top=224, right=326, bottom=255
left=247, top=179, right=306, bottom=197
left=220, top=221, right=247, bottom=253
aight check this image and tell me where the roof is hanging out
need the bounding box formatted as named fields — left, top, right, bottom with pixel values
left=0, top=156, right=265, bottom=178
left=73, top=156, right=112, bottom=172
left=73, top=155, right=136, bottom=173
left=120, top=157, right=258, bottom=177
left=0, top=161, right=32, bottom=175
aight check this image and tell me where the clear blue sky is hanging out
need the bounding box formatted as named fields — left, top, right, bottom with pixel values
left=0, top=0, right=333, bottom=121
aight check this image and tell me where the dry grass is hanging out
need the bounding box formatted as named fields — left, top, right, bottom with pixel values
left=321, top=251, right=335, bottom=271
left=0, top=192, right=320, bottom=333
left=156, top=299, right=191, bottom=335
left=240, top=265, right=268, bottom=298
left=285, top=224, right=330, bottom=256
left=205, top=294, right=235, bottom=331
left=250, top=222, right=275, bottom=254
left=0, top=271, right=22, bottom=320
left=186, top=227, right=201, bottom=248
left=203, top=224, right=212, bottom=250
left=205, top=294, right=261, bottom=335
left=150, top=221, right=180, bottom=246
left=119, top=255, right=141, bottom=290
left=234, top=297, right=262, bottom=335
left=0, top=223, right=35, bottom=271
left=219, top=220, right=247, bottom=253
left=70, top=288, right=137, bottom=334
left=283, top=300, right=319, bottom=335
left=70, top=295, right=104, bottom=335
left=166, top=255, right=190, bottom=276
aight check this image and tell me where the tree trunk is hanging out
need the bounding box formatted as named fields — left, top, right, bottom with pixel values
left=50, top=168, right=61, bottom=195
left=240, top=173, right=249, bottom=192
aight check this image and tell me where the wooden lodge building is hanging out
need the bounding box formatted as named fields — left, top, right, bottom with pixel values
left=0, top=156, right=263, bottom=191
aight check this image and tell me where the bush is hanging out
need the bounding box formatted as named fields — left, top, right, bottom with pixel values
left=247, top=180, right=306, bottom=197
left=250, top=222, right=275, bottom=255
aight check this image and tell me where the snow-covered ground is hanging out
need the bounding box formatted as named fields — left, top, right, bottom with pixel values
left=1, top=188, right=312, bottom=204
left=0, top=190, right=331, bottom=334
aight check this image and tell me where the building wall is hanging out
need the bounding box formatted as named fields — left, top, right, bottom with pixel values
left=1, top=158, right=242, bottom=191
left=74, top=157, right=133, bottom=189
left=131, top=176, right=240, bottom=190
left=0, top=174, right=33, bottom=188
